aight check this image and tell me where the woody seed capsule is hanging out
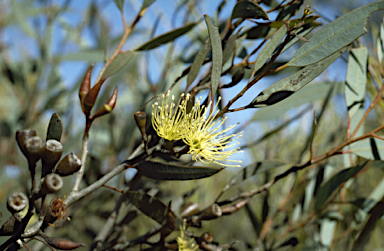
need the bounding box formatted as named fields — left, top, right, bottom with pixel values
left=42, top=140, right=63, bottom=177
left=55, top=152, right=82, bottom=176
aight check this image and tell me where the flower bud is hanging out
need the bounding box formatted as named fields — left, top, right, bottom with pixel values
left=79, top=64, right=94, bottom=113
left=91, top=86, right=118, bottom=119
left=83, top=77, right=107, bottom=116
left=45, top=236, right=85, bottom=250
left=179, top=202, right=200, bottom=218
left=41, top=174, right=63, bottom=194
left=16, top=129, right=37, bottom=158
left=24, top=136, right=44, bottom=164
left=0, top=214, right=22, bottom=236
left=134, top=111, right=147, bottom=137
left=55, top=152, right=82, bottom=176
left=41, top=140, right=63, bottom=178
left=7, top=192, right=28, bottom=214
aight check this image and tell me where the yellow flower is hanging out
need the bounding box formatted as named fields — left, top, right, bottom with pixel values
left=177, top=220, right=198, bottom=251
left=151, top=92, right=243, bottom=167
left=182, top=97, right=243, bottom=167
left=151, top=91, right=190, bottom=141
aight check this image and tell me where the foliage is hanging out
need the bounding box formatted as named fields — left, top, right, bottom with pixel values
left=1, top=0, right=384, bottom=250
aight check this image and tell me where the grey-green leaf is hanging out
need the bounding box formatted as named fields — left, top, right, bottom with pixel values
left=141, top=0, right=156, bottom=11
left=222, top=30, right=240, bottom=66
left=252, top=25, right=287, bottom=75
left=113, top=0, right=124, bottom=11
left=345, top=47, right=368, bottom=118
left=248, top=47, right=347, bottom=108
left=102, top=50, right=134, bottom=78
left=11, top=0, right=37, bottom=38
left=349, top=138, right=384, bottom=160
left=250, top=81, right=343, bottom=121
left=377, top=16, right=384, bottom=64
left=59, top=50, right=105, bottom=62
left=231, top=1, right=269, bottom=20
left=204, top=15, right=222, bottom=96
left=124, top=190, right=169, bottom=225
left=136, top=22, right=197, bottom=51
left=288, top=0, right=384, bottom=67
left=46, top=113, right=63, bottom=142
left=223, top=160, right=288, bottom=193
left=315, top=162, right=367, bottom=211
left=137, top=161, right=222, bottom=180
left=186, top=40, right=211, bottom=90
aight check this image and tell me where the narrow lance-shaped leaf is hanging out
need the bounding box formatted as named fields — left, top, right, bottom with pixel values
left=137, top=161, right=222, bottom=180
left=46, top=113, right=63, bottom=142
left=11, top=0, right=37, bottom=38
left=349, top=138, right=384, bottom=160
left=222, top=30, right=240, bottom=66
left=221, top=161, right=287, bottom=194
left=124, top=190, right=169, bottom=225
left=113, top=0, right=124, bottom=11
left=204, top=15, right=222, bottom=96
left=288, top=0, right=384, bottom=67
left=345, top=47, right=368, bottom=118
left=141, top=0, right=156, bottom=11
left=252, top=25, right=287, bottom=75
left=186, top=40, right=211, bottom=90
left=101, top=50, right=134, bottom=78
left=377, top=16, right=384, bottom=64
left=315, top=162, right=367, bottom=211
left=136, top=22, right=197, bottom=51
left=248, top=47, right=348, bottom=107
left=231, top=1, right=269, bottom=20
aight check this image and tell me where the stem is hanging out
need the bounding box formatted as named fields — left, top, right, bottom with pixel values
left=95, top=7, right=145, bottom=84
left=351, top=79, right=384, bottom=138
left=71, top=121, right=91, bottom=193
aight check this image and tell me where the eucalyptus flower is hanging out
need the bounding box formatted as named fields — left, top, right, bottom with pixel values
left=177, top=220, right=198, bottom=251
left=151, top=91, right=190, bottom=141
left=182, top=97, right=243, bottom=167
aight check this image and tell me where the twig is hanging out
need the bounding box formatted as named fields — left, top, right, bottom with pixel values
left=350, top=78, right=384, bottom=138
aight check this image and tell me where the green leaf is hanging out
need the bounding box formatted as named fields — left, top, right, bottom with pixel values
left=252, top=25, right=287, bottom=75
left=288, top=1, right=384, bottom=67
left=222, top=31, right=240, bottom=66
left=124, top=191, right=170, bottom=225
left=315, top=162, right=367, bottom=211
left=245, top=25, right=271, bottom=39
left=186, top=40, right=211, bottom=90
left=349, top=138, right=384, bottom=160
left=137, top=161, right=222, bottom=180
left=222, top=160, right=288, bottom=193
left=320, top=218, right=336, bottom=247
left=231, top=1, right=269, bottom=20
left=248, top=47, right=347, bottom=108
left=59, top=50, right=105, bottom=62
left=281, top=27, right=314, bottom=54
left=101, top=50, right=134, bottom=78
left=141, top=0, right=156, bottom=11
left=204, top=15, right=222, bottom=96
left=113, top=0, right=124, bottom=11
left=136, top=22, right=197, bottom=51
left=377, top=16, right=384, bottom=65
left=11, top=0, right=37, bottom=38
left=345, top=48, right=368, bottom=118
left=46, top=113, right=63, bottom=142
left=267, top=16, right=320, bottom=29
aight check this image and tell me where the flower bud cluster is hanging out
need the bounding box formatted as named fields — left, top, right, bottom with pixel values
left=79, top=65, right=118, bottom=120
